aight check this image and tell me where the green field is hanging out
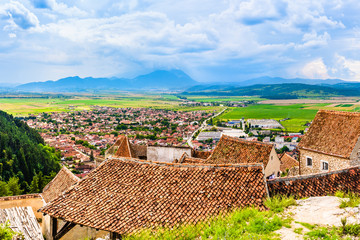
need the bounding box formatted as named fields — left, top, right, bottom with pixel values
left=0, top=95, right=221, bottom=116
left=185, top=96, right=263, bottom=102
left=216, top=104, right=326, bottom=132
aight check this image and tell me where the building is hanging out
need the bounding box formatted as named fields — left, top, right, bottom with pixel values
left=181, top=135, right=281, bottom=178
left=221, top=129, right=248, bottom=138
left=196, top=131, right=222, bottom=141
left=40, top=157, right=268, bottom=239
left=0, top=167, right=80, bottom=240
left=298, top=110, right=360, bottom=175
left=247, top=119, right=283, bottom=129
left=279, top=153, right=299, bottom=176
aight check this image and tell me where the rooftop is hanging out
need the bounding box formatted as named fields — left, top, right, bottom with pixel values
left=40, top=157, right=268, bottom=235
left=298, top=110, right=360, bottom=158
left=206, top=135, right=274, bottom=166
left=41, top=166, right=80, bottom=203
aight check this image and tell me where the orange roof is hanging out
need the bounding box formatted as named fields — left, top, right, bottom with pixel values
left=106, top=135, right=134, bottom=158
left=206, top=135, right=273, bottom=166
left=298, top=110, right=360, bottom=158
left=40, top=158, right=268, bottom=235
left=41, top=167, right=79, bottom=203
left=280, top=153, right=298, bottom=172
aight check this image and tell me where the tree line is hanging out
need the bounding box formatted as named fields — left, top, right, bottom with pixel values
left=0, top=110, right=60, bottom=196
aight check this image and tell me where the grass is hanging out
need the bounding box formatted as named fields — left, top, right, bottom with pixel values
left=124, top=196, right=297, bottom=240
left=335, top=191, right=360, bottom=208
left=264, top=195, right=297, bottom=213
left=215, top=103, right=360, bottom=132
left=215, top=104, right=319, bottom=132
left=0, top=95, right=221, bottom=116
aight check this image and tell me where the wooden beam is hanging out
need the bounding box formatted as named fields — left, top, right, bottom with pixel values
left=110, top=232, right=122, bottom=240
left=50, top=217, right=57, bottom=240
left=54, top=221, right=76, bottom=240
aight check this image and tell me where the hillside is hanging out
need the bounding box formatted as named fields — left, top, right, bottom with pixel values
left=0, top=110, right=60, bottom=195
left=16, top=70, right=197, bottom=92
left=183, top=83, right=360, bottom=98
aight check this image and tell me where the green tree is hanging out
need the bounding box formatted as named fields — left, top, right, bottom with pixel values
left=7, top=177, right=22, bottom=196
left=90, top=150, right=94, bottom=161
left=0, top=181, right=10, bottom=197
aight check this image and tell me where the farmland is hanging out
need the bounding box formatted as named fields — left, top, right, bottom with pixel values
left=0, top=95, right=221, bottom=116
left=215, top=103, right=360, bottom=132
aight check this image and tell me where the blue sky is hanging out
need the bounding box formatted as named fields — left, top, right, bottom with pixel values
left=1, top=0, right=360, bottom=84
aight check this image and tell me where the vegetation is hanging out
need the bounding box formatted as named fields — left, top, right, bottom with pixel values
left=0, top=221, right=23, bottom=240
left=0, top=110, right=60, bottom=195
left=124, top=196, right=297, bottom=240
left=183, top=83, right=360, bottom=98
left=264, top=195, right=297, bottom=213
left=335, top=191, right=360, bottom=208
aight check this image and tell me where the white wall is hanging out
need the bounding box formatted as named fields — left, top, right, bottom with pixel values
left=147, top=146, right=192, bottom=163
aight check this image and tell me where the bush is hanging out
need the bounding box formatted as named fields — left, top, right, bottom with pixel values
left=336, top=191, right=360, bottom=208
left=264, top=195, right=297, bottom=213
left=0, top=221, right=22, bottom=240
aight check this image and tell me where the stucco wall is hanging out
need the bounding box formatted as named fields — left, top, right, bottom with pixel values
left=147, top=146, right=192, bottom=163
left=299, top=149, right=351, bottom=175
left=264, top=147, right=281, bottom=177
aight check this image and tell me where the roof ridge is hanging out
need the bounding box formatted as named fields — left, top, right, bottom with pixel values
left=318, top=109, right=360, bottom=115
left=110, top=157, right=264, bottom=169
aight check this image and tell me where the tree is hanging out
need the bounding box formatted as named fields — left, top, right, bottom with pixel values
left=90, top=150, right=94, bottom=161
left=0, top=181, right=10, bottom=197
left=7, top=177, right=22, bottom=196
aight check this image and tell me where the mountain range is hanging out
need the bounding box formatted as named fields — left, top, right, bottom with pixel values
left=15, top=70, right=197, bottom=92
left=9, top=70, right=360, bottom=97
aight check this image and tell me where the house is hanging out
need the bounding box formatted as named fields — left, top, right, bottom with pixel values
left=106, top=135, right=196, bottom=163
left=0, top=206, right=43, bottom=240
left=40, top=157, right=268, bottom=240
left=180, top=135, right=281, bottom=178
left=298, top=110, right=360, bottom=175
left=279, top=153, right=299, bottom=176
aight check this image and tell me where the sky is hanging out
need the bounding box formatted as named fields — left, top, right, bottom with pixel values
left=1, top=0, right=360, bottom=84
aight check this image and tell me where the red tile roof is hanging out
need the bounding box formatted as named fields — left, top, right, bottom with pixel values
left=41, top=167, right=79, bottom=203
left=298, top=110, right=360, bottom=158
left=206, top=135, right=273, bottom=166
left=279, top=153, right=299, bottom=172
left=40, top=158, right=268, bottom=235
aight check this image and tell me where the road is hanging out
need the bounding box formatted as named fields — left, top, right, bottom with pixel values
left=187, top=107, right=227, bottom=148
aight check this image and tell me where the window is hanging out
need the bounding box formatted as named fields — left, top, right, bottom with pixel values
left=321, top=161, right=329, bottom=171
left=306, top=157, right=312, bottom=167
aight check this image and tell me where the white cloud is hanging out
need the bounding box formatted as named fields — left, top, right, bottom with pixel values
left=0, top=1, right=39, bottom=29
left=301, top=58, right=330, bottom=79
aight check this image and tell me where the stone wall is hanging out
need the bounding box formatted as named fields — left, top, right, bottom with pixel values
left=267, top=166, right=360, bottom=198
left=299, top=149, right=351, bottom=175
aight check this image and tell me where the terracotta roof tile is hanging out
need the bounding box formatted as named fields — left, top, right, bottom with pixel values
left=299, top=110, right=360, bottom=158
left=279, top=153, right=299, bottom=172
left=40, top=158, right=268, bottom=235
left=206, top=135, right=273, bottom=166
left=41, top=167, right=79, bottom=203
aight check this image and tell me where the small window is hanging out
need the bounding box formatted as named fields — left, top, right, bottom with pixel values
left=306, top=157, right=312, bottom=166
left=322, top=161, right=329, bottom=171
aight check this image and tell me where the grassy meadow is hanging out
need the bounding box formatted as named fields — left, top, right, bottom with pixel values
left=216, top=102, right=360, bottom=132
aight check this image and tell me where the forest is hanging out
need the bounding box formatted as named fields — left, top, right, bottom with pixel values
left=0, top=110, right=60, bottom=196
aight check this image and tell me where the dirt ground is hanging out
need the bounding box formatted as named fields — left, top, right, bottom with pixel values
left=276, top=196, right=360, bottom=239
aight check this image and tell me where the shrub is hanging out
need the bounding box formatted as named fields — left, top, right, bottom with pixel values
left=264, top=195, right=297, bottom=213
left=337, top=191, right=360, bottom=208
